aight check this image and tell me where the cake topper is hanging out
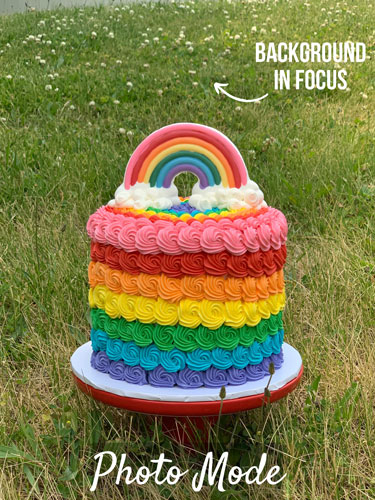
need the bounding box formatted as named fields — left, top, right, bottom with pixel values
left=125, top=122, right=249, bottom=188
left=109, top=123, right=267, bottom=212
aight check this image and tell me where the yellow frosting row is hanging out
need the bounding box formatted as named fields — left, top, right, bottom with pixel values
left=89, top=284, right=286, bottom=330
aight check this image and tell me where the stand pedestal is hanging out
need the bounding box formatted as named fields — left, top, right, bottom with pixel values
left=71, top=342, right=303, bottom=447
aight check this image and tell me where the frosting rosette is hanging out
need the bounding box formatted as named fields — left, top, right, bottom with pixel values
left=90, top=329, right=284, bottom=372
left=90, top=350, right=285, bottom=387
left=86, top=123, right=289, bottom=388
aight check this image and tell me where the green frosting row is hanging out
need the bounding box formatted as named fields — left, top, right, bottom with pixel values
left=90, top=308, right=283, bottom=352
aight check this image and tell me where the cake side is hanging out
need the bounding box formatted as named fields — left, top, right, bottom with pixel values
left=87, top=202, right=287, bottom=388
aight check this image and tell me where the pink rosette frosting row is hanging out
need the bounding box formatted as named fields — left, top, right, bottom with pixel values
left=87, top=206, right=288, bottom=256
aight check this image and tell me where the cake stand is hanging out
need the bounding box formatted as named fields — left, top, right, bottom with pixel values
left=71, top=342, right=303, bottom=447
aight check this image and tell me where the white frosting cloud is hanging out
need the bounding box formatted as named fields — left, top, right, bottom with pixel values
left=189, top=182, right=267, bottom=211
left=108, top=182, right=180, bottom=210
left=108, top=181, right=267, bottom=211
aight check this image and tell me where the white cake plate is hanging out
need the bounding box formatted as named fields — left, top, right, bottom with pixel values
left=71, top=341, right=302, bottom=408
left=71, top=342, right=303, bottom=446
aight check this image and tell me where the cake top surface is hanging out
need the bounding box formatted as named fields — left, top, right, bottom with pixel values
left=108, top=123, right=267, bottom=212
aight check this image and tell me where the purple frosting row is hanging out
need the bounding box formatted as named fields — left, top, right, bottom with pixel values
left=90, top=349, right=284, bottom=388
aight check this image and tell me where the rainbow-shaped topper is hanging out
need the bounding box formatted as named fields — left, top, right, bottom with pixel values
left=124, top=123, right=249, bottom=190
left=109, top=123, right=266, bottom=212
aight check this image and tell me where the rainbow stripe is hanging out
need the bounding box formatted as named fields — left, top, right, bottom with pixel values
left=124, top=123, right=249, bottom=189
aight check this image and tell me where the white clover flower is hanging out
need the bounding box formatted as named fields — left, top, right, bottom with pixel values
left=55, top=88, right=59, bottom=92
left=189, top=70, right=196, bottom=75
left=234, top=34, right=240, bottom=40
left=251, top=26, right=257, bottom=33
left=101, top=62, right=106, bottom=68
left=143, top=63, right=150, bottom=68
left=69, top=105, right=75, bottom=110
left=91, top=31, right=97, bottom=39
left=86, top=62, right=91, bottom=67
left=89, top=100, right=96, bottom=106
left=60, top=41, right=66, bottom=47
left=235, top=106, right=242, bottom=111
left=153, top=37, right=159, bottom=42
left=45, top=84, right=52, bottom=90
left=248, top=150, right=256, bottom=159
left=51, top=49, right=56, bottom=54
left=119, top=128, right=126, bottom=134
left=157, top=89, right=163, bottom=96
left=108, top=32, right=114, bottom=39
left=126, top=81, right=133, bottom=89
left=127, top=131, right=133, bottom=138
left=116, top=60, right=122, bottom=65
left=39, top=59, right=46, bottom=65
left=187, top=46, right=194, bottom=53
left=192, top=81, right=198, bottom=87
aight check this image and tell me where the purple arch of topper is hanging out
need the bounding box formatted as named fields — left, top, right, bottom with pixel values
left=162, top=164, right=210, bottom=188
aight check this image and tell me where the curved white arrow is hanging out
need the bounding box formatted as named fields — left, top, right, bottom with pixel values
left=214, top=82, right=268, bottom=103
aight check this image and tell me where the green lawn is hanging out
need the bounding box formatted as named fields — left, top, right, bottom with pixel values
left=1, top=0, right=374, bottom=498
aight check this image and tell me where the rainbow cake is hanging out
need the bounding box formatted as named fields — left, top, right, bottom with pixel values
left=86, top=123, right=287, bottom=389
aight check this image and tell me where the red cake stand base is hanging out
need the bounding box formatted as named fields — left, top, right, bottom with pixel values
left=71, top=342, right=303, bottom=448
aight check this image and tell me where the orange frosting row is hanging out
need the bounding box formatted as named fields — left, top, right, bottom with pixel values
left=88, top=261, right=285, bottom=304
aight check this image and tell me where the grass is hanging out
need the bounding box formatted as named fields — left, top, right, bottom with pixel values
left=0, top=0, right=374, bottom=498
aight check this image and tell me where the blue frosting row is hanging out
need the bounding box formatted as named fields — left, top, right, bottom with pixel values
left=91, top=328, right=284, bottom=372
